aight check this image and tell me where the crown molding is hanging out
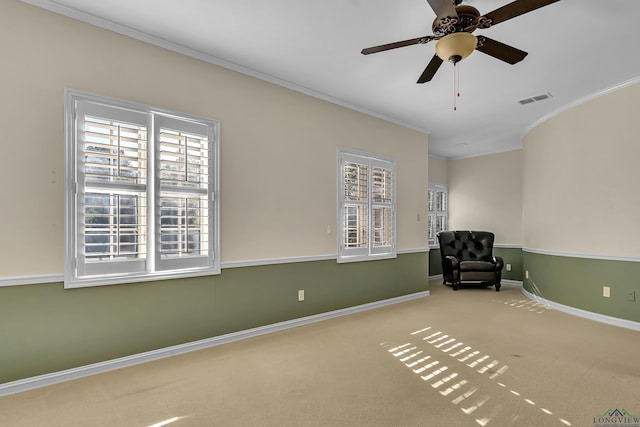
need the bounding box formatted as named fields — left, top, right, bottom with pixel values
left=522, top=76, right=640, bottom=141
left=19, top=0, right=428, bottom=135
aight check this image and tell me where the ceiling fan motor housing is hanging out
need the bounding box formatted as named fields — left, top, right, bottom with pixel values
left=432, top=5, right=481, bottom=36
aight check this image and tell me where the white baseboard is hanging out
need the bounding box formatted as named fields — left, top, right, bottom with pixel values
left=0, top=290, right=430, bottom=397
left=429, top=276, right=523, bottom=287
left=521, top=287, right=640, bottom=331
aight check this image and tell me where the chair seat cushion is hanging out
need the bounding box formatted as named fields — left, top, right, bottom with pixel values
left=460, top=260, right=495, bottom=272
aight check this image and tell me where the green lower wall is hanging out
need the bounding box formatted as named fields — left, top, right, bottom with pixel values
left=0, top=253, right=428, bottom=384
left=7, top=250, right=635, bottom=385
left=523, top=251, right=640, bottom=323
left=428, top=247, right=523, bottom=281
left=428, top=249, right=442, bottom=276
left=494, top=248, right=524, bottom=281
left=429, top=247, right=639, bottom=323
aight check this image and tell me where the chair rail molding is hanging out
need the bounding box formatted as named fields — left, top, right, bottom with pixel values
left=523, top=247, right=640, bottom=263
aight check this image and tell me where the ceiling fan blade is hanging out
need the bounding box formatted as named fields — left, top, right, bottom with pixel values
left=361, top=36, right=436, bottom=55
left=426, top=0, right=459, bottom=21
left=475, top=36, right=528, bottom=64
left=482, top=0, right=560, bottom=26
left=417, top=55, right=444, bottom=83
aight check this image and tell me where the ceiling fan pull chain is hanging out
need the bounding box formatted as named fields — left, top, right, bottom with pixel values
left=457, top=62, right=461, bottom=98
left=453, top=63, right=458, bottom=111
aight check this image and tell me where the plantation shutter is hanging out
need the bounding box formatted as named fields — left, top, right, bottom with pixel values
left=341, top=154, right=369, bottom=258
left=74, top=101, right=150, bottom=277
left=371, top=159, right=394, bottom=254
left=66, top=91, right=220, bottom=288
left=428, top=185, right=447, bottom=246
left=154, top=115, right=214, bottom=271
left=339, top=151, right=395, bottom=261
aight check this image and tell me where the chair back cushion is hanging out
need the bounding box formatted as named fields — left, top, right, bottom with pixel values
left=437, top=231, right=495, bottom=262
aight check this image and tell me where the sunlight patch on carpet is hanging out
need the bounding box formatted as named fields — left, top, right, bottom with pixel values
left=381, top=325, right=574, bottom=426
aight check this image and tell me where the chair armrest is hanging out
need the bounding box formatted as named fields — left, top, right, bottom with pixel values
left=443, top=255, right=460, bottom=270
left=493, top=256, right=504, bottom=271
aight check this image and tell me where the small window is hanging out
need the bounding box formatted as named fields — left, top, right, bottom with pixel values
left=65, top=90, right=220, bottom=288
left=338, top=149, right=396, bottom=262
left=428, top=184, right=448, bottom=246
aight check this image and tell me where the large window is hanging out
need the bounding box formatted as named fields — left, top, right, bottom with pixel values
left=338, top=149, right=396, bottom=262
left=65, top=90, right=219, bottom=288
left=428, top=184, right=448, bottom=246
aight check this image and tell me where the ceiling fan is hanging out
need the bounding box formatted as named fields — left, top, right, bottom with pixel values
left=361, top=0, right=561, bottom=84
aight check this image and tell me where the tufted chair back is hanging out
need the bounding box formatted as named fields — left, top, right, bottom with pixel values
left=437, top=230, right=495, bottom=262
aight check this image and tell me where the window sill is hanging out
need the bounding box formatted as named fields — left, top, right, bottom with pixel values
left=64, top=266, right=220, bottom=289
left=336, top=253, right=397, bottom=264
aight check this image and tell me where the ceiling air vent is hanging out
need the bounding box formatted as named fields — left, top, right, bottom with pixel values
left=518, top=92, right=553, bottom=105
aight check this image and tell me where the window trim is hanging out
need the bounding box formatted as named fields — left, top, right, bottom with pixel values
left=64, top=89, right=220, bottom=288
left=337, top=148, right=396, bottom=263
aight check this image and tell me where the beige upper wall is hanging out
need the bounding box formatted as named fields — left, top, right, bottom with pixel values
left=523, top=82, right=640, bottom=257
left=448, top=150, right=523, bottom=245
left=428, top=156, right=448, bottom=185
left=0, top=1, right=428, bottom=276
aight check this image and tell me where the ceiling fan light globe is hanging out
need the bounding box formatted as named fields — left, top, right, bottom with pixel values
left=435, top=33, right=478, bottom=63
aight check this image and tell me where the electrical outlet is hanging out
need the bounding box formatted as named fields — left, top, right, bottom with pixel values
left=298, top=290, right=305, bottom=302
left=603, top=286, right=610, bottom=298
left=627, top=290, right=636, bottom=302
left=525, top=270, right=529, bottom=279
left=506, top=264, right=512, bottom=272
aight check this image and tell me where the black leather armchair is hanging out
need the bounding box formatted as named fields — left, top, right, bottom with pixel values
left=437, top=230, right=504, bottom=291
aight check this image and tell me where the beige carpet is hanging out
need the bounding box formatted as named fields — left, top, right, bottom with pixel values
left=1, top=280, right=639, bottom=427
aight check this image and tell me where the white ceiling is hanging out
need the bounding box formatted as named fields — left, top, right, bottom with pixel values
left=26, top=0, right=640, bottom=158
